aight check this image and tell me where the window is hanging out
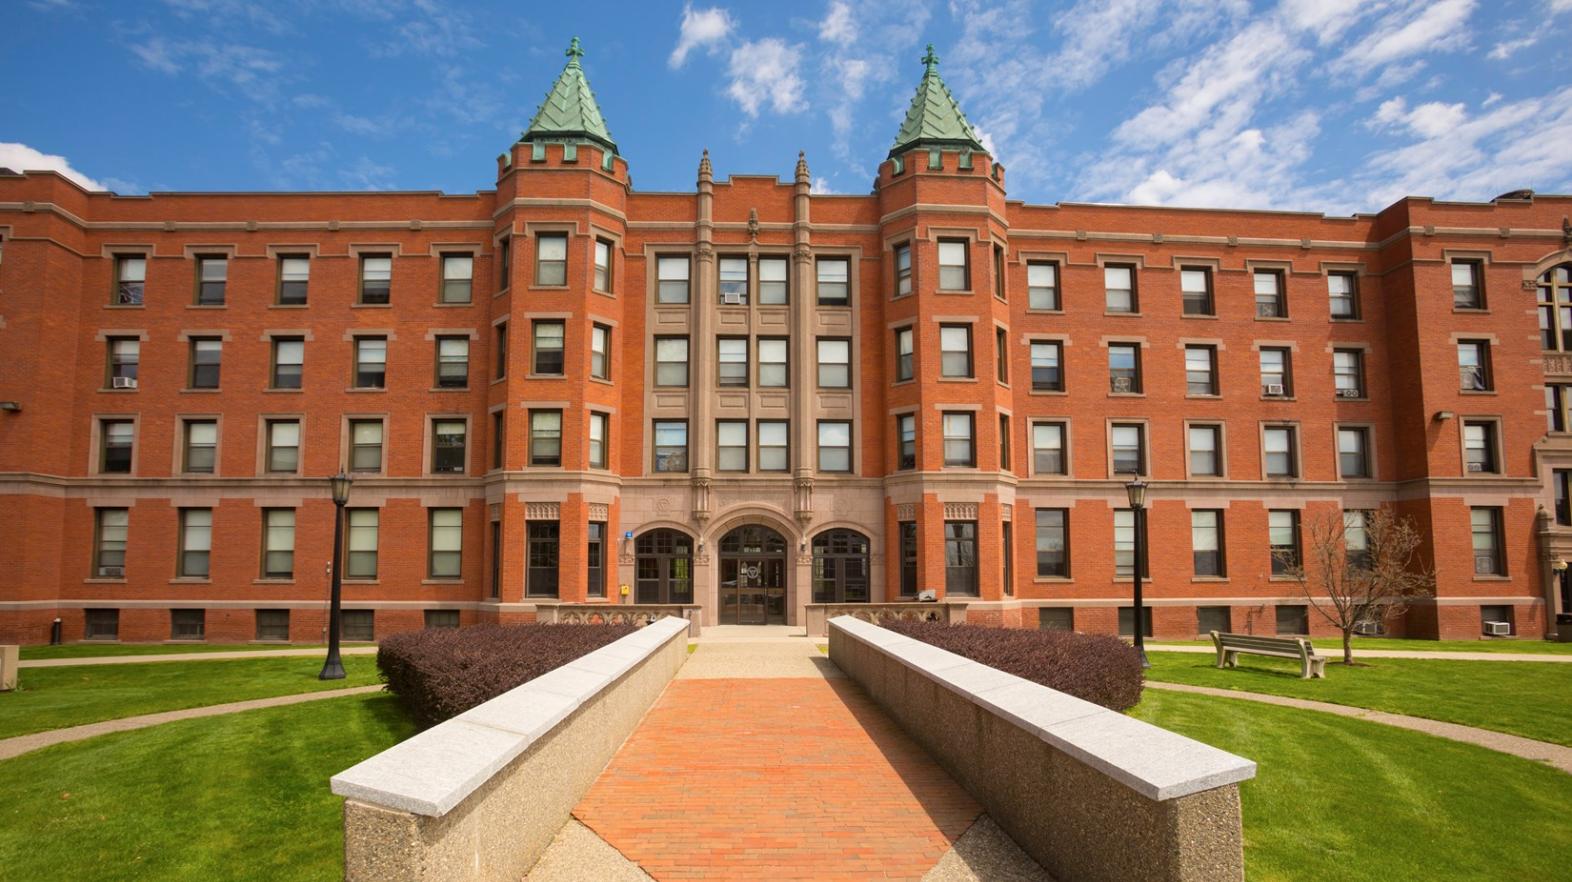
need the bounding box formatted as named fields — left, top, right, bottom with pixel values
left=1032, top=422, right=1066, bottom=475
left=1035, top=508, right=1068, bottom=577
left=1181, top=268, right=1213, bottom=316
left=359, top=254, right=391, bottom=304
left=894, top=328, right=914, bottom=381
left=718, top=338, right=748, bottom=386
left=635, top=529, right=693, bottom=604
left=894, top=244, right=912, bottom=297
left=535, top=233, right=567, bottom=286
left=1333, top=349, right=1365, bottom=398
left=107, top=337, right=140, bottom=388
left=1189, top=424, right=1222, bottom=476
left=189, top=338, right=222, bottom=389
left=354, top=337, right=387, bottom=389
left=528, top=410, right=561, bottom=467
left=1197, top=606, right=1232, bottom=636
left=1463, top=420, right=1499, bottom=474
left=491, top=411, right=505, bottom=469
left=654, top=336, right=688, bottom=387
left=100, top=419, right=134, bottom=473
left=942, top=412, right=975, bottom=467
left=899, top=521, right=919, bottom=596
left=277, top=255, right=309, bottom=304
left=818, top=338, right=851, bottom=387
left=497, top=236, right=511, bottom=288
left=489, top=521, right=502, bottom=598
left=424, top=610, right=460, bottom=630
left=653, top=420, right=688, bottom=472
left=1104, top=264, right=1136, bottom=313
left=1328, top=272, right=1358, bottom=319
left=812, top=530, right=872, bottom=603
left=171, top=609, right=206, bottom=641
left=530, top=321, right=565, bottom=375
left=349, top=420, right=383, bottom=472
left=1458, top=341, right=1491, bottom=391
left=1263, top=426, right=1298, bottom=478
left=1481, top=604, right=1514, bottom=636
left=1337, top=426, right=1370, bottom=478
left=588, top=412, right=608, bottom=469
left=1118, top=606, right=1154, bottom=638
left=494, top=322, right=508, bottom=379
left=266, top=419, right=300, bottom=473
left=593, top=239, right=612, bottom=292
left=178, top=508, right=212, bottom=578
left=657, top=256, right=690, bottom=303
left=717, top=420, right=748, bottom=471
left=262, top=509, right=294, bottom=578
left=1537, top=264, right=1572, bottom=350
left=1556, top=469, right=1572, bottom=525
left=996, top=327, right=1009, bottom=384
left=757, top=420, right=789, bottom=471
left=93, top=508, right=128, bottom=577
left=181, top=419, right=217, bottom=474
left=114, top=255, right=145, bottom=305
left=428, top=508, right=463, bottom=579
left=587, top=521, right=607, bottom=598
left=436, top=336, right=469, bottom=389
left=440, top=254, right=473, bottom=303
left=1111, top=423, right=1145, bottom=475
left=342, top=610, right=375, bottom=642
left=1452, top=259, right=1484, bottom=309
left=590, top=324, right=610, bottom=380
left=271, top=337, right=304, bottom=389
left=1471, top=508, right=1503, bottom=575
left=1259, top=347, right=1291, bottom=396
left=195, top=256, right=227, bottom=305
left=1275, top=605, right=1308, bottom=635
left=945, top=521, right=979, bottom=596
left=1039, top=608, right=1074, bottom=631
left=896, top=414, right=917, bottom=470
left=818, top=421, right=852, bottom=472
left=993, top=244, right=1006, bottom=300
left=1113, top=510, right=1146, bottom=579
left=1192, top=509, right=1224, bottom=577
left=432, top=419, right=466, bottom=473
left=1549, top=384, right=1572, bottom=433
left=999, top=414, right=1011, bottom=472
left=939, top=325, right=972, bottom=378
left=1108, top=343, right=1141, bottom=393
left=759, top=256, right=788, bottom=304
left=1185, top=345, right=1217, bottom=395
left=719, top=257, right=748, bottom=304
left=817, top=257, right=849, bottom=305
left=1254, top=269, right=1286, bottom=317
left=1027, top=261, right=1058, bottom=310
left=527, top=521, right=560, bottom=597
left=1269, top=510, right=1300, bottom=574
left=85, top=608, right=119, bottom=640
left=937, top=239, right=969, bottom=291
left=1344, top=510, right=1371, bottom=569
left=346, top=509, right=379, bottom=578
left=757, top=337, right=788, bottom=387
left=1030, top=341, right=1063, bottom=392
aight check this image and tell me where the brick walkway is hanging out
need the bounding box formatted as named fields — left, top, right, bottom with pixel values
left=572, top=642, right=982, bottom=881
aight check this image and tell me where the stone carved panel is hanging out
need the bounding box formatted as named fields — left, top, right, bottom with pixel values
left=944, top=502, right=979, bottom=520
left=587, top=503, right=609, bottom=521
left=895, top=503, right=916, bottom=520
left=525, top=502, right=560, bottom=519
left=1545, top=353, right=1572, bottom=377
left=1001, top=504, right=1012, bottom=521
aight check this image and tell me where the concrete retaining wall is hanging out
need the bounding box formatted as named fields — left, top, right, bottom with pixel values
left=829, top=615, right=1256, bottom=882
left=330, top=616, right=690, bottom=882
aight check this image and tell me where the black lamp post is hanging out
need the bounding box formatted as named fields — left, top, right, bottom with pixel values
left=1125, top=478, right=1151, bottom=669
left=319, top=470, right=354, bottom=681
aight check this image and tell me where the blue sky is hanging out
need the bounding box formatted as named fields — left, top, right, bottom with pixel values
left=4, top=0, right=1570, bottom=214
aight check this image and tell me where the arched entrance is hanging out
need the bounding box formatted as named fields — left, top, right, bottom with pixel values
left=718, top=525, right=788, bottom=625
left=635, top=529, right=694, bottom=604
left=811, top=529, right=871, bottom=603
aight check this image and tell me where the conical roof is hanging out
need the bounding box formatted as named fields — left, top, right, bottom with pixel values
left=523, top=37, right=618, bottom=154
left=888, top=44, right=985, bottom=158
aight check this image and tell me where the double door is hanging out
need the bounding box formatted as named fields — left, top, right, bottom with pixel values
left=719, top=555, right=786, bottom=625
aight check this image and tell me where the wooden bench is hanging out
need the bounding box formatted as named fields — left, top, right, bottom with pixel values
left=1210, top=631, right=1325, bottom=679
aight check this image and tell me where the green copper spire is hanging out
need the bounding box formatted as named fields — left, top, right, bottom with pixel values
left=887, top=43, right=985, bottom=159
left=522, top=36, right=618, bottom=155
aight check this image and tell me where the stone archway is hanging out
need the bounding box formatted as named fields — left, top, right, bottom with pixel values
left=716, top=524, right=789, bottom=625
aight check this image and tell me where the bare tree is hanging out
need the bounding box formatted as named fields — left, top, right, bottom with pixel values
left=1275, top=508, right=1435, bottom=665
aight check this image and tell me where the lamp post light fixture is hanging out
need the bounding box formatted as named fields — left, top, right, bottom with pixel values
left=1125, top=478, right=1151, bottom=669
left=319, top=469, right=354, bottom=681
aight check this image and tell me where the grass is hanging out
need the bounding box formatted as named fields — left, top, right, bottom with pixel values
left=1132, top=690, right=1572, bottom=881
left=1144, top=651, right=1572, bottom=746
left=0, top=655, right=382, bottom=739
left=1148, top=636, right=1572, bottom=655
left=20, top=642, right=372, bottom=660
left=0, top=693, right=413, bottom=882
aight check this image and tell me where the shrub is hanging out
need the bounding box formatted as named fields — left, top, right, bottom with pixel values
left=880, top=621, right=1144, bottom=711
left=378, top=623, right=635, bottom=728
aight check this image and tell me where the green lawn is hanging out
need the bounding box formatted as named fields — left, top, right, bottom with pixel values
left=0, top=693, right=413, bottom=882
left=1145, top=651, right=1572, bottom=747
left=1132, top=690, right=1572, bottom=881
left=0, top=655, right=382, bottom=739
left=1148, top=636, right=1572, bottom=655
left=20, top=642, right=373, bottom=660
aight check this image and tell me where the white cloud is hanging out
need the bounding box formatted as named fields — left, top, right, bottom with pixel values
left=1278, top=0, right=1374, bottom=43
left=0, top=142, right=107, bottom=190
left=810, top=176, right=836, bottom=194
left=1367, top=97, right=1467, bottom=137
left=726, top=38, right=807, bottom=117
left=128, top=37, right=288, bottom=105
left=1488, top=34, right=1538, bottom=60
left=819, top=1, right=856, bottom=45
left=669, top=4, right=734, bottom=69
left=1337, top=0, right=1476, bottom=74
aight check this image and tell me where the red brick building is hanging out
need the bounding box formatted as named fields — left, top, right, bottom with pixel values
left=2, top=41, right=1570, bottom=644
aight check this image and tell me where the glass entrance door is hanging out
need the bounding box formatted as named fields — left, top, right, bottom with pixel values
left=720, top=555, right=785, bottom=625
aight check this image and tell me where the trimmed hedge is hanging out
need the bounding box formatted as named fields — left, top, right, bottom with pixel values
left=378, top=623, right=635, bottom=728
left=881, top=621, right=1144, bottom=711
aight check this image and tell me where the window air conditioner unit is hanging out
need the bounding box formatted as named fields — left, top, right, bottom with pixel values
left=722, top=291, right=745, bottom=305
left=1466, top=461, right=1485, bottom=472
left=111, top=376, right=138, bottom=389
left=99, top=566, right=124, bottom=577
left=1474, top=555, right=1497, bottom=574
left=1353, top=620, right=1384, bottom=636
left=1483, top=620, right=1511, bottom=637
left=1111, top=376, right=1132, bottom=393
left=1256, top=302, right=1278, bottom=318
left=1264, top=383, right=1285, bottom=396
left=1336, top=388, right=1360, bottom=398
